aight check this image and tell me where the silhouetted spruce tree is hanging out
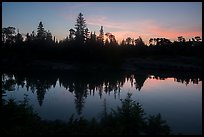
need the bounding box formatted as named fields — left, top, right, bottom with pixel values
left=74, top=13, right=87, bottom=45
left=74, top=83, right=87, bottom=115
left=98, top=26, right=104, bottom=46
left=31, top=31, right=36, bottom=41
left=92, top=31, right=97, bottom=42
left=37, top=21, right=46, bottom=40
left=84, top=28, right=90, bottom=43
left=15, top=29, right=23, bottom=44
left=134, top=73, right=148, bottom=91
left=36, top=87, right=46, bottom=106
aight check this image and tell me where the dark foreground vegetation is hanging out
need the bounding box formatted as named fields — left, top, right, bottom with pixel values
left=2, top=93, right=171, bottom=135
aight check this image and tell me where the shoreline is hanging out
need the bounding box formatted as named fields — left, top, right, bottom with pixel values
left=1, top=56, right=202, bottom=72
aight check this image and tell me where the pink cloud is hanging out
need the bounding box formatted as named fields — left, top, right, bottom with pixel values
left=87, top=18, right=202, bottom=44
left=58, top=12, right=202, bottom=44
left=135, top=20, right=202, bottom=41
left=86, top=15, right=124, bottom=30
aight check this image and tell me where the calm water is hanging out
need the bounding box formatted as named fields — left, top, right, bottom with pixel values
left=2, top=70, right=202, bottom=135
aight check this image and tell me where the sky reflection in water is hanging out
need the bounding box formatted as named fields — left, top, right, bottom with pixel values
left=2, top=72, right=202, bottom=135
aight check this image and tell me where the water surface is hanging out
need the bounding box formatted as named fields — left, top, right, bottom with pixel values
left=2, top=70, right=202, bottom=135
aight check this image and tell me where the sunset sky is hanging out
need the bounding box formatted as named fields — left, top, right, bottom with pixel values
left=2, top=2, right=202, bottom=44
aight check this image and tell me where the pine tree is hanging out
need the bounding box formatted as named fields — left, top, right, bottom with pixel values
left=37, top=21, right=45, bottom=40
left=46, top=30, right=52, bottom=41
left=15, top=29, right=23, bottom=44
left=74, top=13, right=87, bottom=45
left=31, top=31, right=36, bottom=41
left=97, top=26, right=104, bottom=46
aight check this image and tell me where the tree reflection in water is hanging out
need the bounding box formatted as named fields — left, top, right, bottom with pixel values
left=2, top=70, right=202, bottom=113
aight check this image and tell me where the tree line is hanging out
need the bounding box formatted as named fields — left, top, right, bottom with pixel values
left=1, top=12, right=202, bottom=64
left=2, top=13, right=202, bottom=46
